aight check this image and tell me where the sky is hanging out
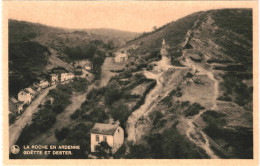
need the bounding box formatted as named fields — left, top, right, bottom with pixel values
left=3, top=1, right=255, bottom=33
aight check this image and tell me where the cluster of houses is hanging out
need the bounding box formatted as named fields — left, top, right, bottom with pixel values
left=9, top=71, right=75, bottom=115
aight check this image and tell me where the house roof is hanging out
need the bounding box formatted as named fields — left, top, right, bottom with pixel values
left=10, top=97, right=19, bottom=103
left=26, top=87, right=35, bottom=94
left=90, top=123, right=119, bottom=135
left=21, top=89, right=30, bottom=94
left=10, top=97, right=24, bottom=104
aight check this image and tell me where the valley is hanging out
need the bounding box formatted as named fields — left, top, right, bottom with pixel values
left=9, top=8, right=253, bottom=159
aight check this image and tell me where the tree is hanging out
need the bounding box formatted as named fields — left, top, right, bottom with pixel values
left=105, top=80, right=122, bottom=104
left=96, top=141, right=112, bottom=158
left=52, top=104, right=64, bottom=114
left=153, top=26, right=157, bottom=31
left=110, top=103, right=131, bottom=130
left=127, top=143, right=151, bottom=159
left=55, top=127, right=70, bottom=141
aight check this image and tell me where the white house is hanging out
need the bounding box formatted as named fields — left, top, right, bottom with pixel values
left=60, top=72, right=75, bottom=82
left=84, top=61, right=92, bottom=71
left=90, top=123, right=124, bottom=154
left=38, top=79, right=50, bottom=89
left=18, top=89, right=32, bottom=104
left=49, top=74, right=59, bottom=85
left=114, top=50, right=128, bottom=63
left=9, top=97, right=24, bottom=114
left=25, top=87, right=36, bottom=98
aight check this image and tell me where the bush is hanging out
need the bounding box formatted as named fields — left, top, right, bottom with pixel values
left=52, top=104, right=64, bottom=114
left=90, top=107, right=109, bottom=123
left=110, top=103, right=130, bottom=131
left=105, top=80, right=122, bottom=104
left=202, top=110, right=227, bottom=126
left=70, top=109, right=81, bottom=120
left=217, top=95, right=232, bottom=101
left=146, top=125, right=206, bottom=159
left=171, top=60, right=185, bottom=67
left=9, top=113, right=16, bottom=125
left=153, top=111, right=163, bottom=125
left=32, top=109, right=56, bottom=132
left=184, top=103, right=205, bottom=117
left=113, top=144, right=126, bottom=159
left=55, top=127, right=70, bottom=141
left=181, top=101, right=190, bottom=108
left=126, top=144, right=152, bottom=159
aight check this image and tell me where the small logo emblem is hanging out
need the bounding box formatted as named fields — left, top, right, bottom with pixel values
left=11, top=145, right=20, bottom=154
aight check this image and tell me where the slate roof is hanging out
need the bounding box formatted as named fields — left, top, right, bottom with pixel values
left=26, top=87, right=35, bottom=94
left=90, top=123, right=119, bottom=135
left=21, top=89, right=30, bottom=94
left=10, top=97, right=23, bottom=104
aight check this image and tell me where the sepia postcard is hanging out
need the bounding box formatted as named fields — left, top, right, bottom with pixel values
left=2, top=0, right=259, bottom=165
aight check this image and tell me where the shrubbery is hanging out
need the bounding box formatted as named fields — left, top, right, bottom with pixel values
left=105, top=80, right=122, bottom=104
left=184, top=102, right=205, bottom=117
left=16, top=109, right=56, bottom=146
left=70, top=109, right=81, bottom=120
left=52, top=104, right=64, bottom=114
left=221, top=72, right=252, bottom=106
left=110, top=103, right=131, bottom=131
left=153, top=111, right=163, bottom=126
left=143, top=124, right=207, bottom=159
left=55, top=127, right=70, bottom=141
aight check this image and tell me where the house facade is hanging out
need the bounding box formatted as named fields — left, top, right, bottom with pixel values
left=25, top=87, right=36, bottom=98
left=9, top=97, right=24, bottom=114
left=84, top=61, right=92, bottom=71
left=114, top=52, right=128, bottom=63
left=90, top=123, right=124, bottom=154
left=38, top=79, right=50, bottom=89
left=50, top=74, right=59, bottom=85
left=31, top=85, right=42, bottom=92
left=60, top=72, right=75, bottom=82
left=18, top=89, right=32, bottom=104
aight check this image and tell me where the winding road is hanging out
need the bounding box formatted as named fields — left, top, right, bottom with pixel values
left=9, top=85, right=56, bottom=150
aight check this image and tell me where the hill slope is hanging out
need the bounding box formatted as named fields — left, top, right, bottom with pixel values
left=8, top=19, right=140, bottom=96
left=120, top=8, right=253, bottom=159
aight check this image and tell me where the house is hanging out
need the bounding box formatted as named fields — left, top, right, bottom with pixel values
left=25, top=87, right=37, bottom=98
left=60, top=72, right=75, bottom=82
left=49, top=74, right=59, bottom=85
left=36, top=79, right=50, bottom=89
left=31, top=85, right=42, bottom=92
left=90, top=123, right=124, bottom=154
left=18, top=89, right=32, bottom=104
left=9, top=97, right=24, bottom=114
left=114, top=51, right=128, bottom=63
left=84, top=61, right=92, bottom=71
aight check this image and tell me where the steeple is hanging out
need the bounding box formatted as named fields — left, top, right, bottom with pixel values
left=162, top=39, right=166, bottom=45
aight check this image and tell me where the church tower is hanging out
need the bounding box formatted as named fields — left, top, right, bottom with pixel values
left=161, top=38, right=169, bottom=56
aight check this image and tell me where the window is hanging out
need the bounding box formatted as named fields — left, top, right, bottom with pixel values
left=118, top=129, right=120, bottom=132
left=96, top=135, right=99, bottom=142
left=103, top=136, right=107, bottom=142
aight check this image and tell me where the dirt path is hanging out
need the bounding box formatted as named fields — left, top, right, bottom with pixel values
left=179, top=18, right=220, bottom=158
left=126, top=43, right=187, bottom=143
